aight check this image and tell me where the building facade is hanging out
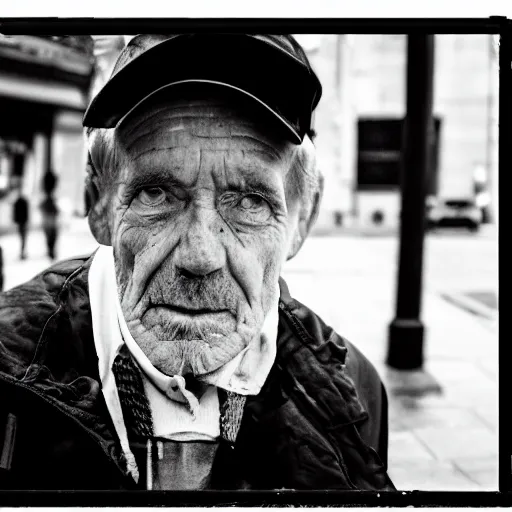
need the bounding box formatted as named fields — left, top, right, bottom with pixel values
left=299, top=34, right=499, bottom=232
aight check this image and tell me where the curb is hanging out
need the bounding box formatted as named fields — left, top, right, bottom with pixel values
left=440, top=291, right=498, bottom=321
left=311, top=227, right=398, bottom=238
left=310, top=225, right=497, bottom=238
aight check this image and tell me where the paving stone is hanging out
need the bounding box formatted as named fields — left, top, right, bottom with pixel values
left=464, top=291, right=498, bottom=310
left=426, top=360, right=494, bottom=386
left=389, top=405, right=489, bottom=431
left=476, top=357, right=498, bottom=381
left=388, top=430, right=436, bottom=462
left=412, top=425, right=497, bottom=461
left=452, top=455, right=498, bottom=490
left=398, top=379, right=496, bottom=410
left=440, top=291, right=497, bottom=321
left=460, top=471, right=498, bottom=491
left=388, top=459, right=478, bottom=491
left=390, top=390, right=453, bottom=409
left=388, top=415, right=405, bottom=431
left=383, top=368, right=443, bottom=397
left=443, top=383, right=497, bottom=409
left=472, top=405, right=498, bottom=431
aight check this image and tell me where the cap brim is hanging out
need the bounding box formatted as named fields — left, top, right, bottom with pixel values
left=117, top=79, right=301, bottom=144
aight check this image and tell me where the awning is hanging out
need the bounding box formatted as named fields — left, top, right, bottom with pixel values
left=0, top=72, right=87, bottom=111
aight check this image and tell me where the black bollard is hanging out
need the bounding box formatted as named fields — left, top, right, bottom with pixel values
left=386, top=34, right=435, bottom=370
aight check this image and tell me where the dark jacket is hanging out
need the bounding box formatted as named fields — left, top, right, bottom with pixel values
left=0, top=254, right=395, bottom=491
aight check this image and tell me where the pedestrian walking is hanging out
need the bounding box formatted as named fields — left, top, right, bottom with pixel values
left=40, top=194, right=59, bottom=261
left=12, top=191, right=29, bottom=260
left=42, top=168, right=58, bottom=196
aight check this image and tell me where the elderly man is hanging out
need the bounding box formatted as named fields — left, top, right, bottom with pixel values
left=0, top=34, right=394, bottom=491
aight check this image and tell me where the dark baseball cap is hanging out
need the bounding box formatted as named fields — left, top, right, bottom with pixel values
left=82, top=34, right=322, bottom=144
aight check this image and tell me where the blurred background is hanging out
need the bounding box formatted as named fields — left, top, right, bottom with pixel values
left=0, top=33, right=499, bottom=491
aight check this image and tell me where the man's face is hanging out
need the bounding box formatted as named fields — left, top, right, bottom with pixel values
left=109, top=94, right=299, bottom=377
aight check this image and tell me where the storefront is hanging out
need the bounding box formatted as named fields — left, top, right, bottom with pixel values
left=0, top=35, right=93, bottom=231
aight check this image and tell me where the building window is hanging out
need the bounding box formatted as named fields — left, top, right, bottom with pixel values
left=356, top=117, right=441, bottom=193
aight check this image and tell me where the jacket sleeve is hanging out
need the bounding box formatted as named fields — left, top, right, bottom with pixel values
left=343, top=339, right=390, bottom=470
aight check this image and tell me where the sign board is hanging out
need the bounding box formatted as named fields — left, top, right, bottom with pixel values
left=0, top=35, right=93, bottom=77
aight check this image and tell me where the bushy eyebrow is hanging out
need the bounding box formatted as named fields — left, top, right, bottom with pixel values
left=227, top=181, right=283, bottom=207
left=230, top=166, right=285, bottom=198
left=124, top=168, right=186, bottom=196
left=125, top=168, right=282, bottom=201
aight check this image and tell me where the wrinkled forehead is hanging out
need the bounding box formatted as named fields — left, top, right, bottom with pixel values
left=115, top=86, right=294, bottom=164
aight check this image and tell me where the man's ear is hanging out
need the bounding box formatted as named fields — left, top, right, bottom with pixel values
left=287, top=173, right=324, bottom=261
left=85, top=142, right=112, bottom=246
left=86, top=178, right=112, bottom=246
left=287, top=137, right=324, bottom=260
left=286, top=175, right=324, bottom=260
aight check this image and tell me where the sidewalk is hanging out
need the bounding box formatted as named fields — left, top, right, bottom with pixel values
left=0, top=223, right=498, bottom=491
left=0, top=218, right=99, bottom=291
left=282, top=239, right=497, bottom=491
left=379, top=297, right=497, bottom=491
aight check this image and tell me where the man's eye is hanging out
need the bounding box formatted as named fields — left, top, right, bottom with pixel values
left=239, top=195, right=267, bottom=210
left=233, top=194, right=272, bottom=224
left=137, top=187, right=167, bottom=206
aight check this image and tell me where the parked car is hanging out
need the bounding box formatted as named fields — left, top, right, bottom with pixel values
left=426, top=196, right=483, bottom=232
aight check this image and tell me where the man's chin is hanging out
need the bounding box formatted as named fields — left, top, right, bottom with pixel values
left=136, top=307, right=248, bottom=376
left=148, top=335, right=246, bottom=377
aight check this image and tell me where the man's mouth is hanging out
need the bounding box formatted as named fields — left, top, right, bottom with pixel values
left=150, top=304, right=230, bottom=317
left=142, top=303, right=237, bottom=338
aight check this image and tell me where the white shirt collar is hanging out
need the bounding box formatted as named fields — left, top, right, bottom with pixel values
left=88, top=245, right=138, bottom=480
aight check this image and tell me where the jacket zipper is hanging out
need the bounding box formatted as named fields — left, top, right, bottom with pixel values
left=0, top=374, right=134, bottom=488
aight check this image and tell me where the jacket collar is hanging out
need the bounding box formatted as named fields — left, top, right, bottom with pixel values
left=276, top=277, right=367, bottom=427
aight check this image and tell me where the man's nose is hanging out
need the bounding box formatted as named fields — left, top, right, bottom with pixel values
left=174, top=207, right=226, bottom=278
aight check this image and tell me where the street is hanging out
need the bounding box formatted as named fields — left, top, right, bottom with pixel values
left=0, top=219, right=498, bottom=490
